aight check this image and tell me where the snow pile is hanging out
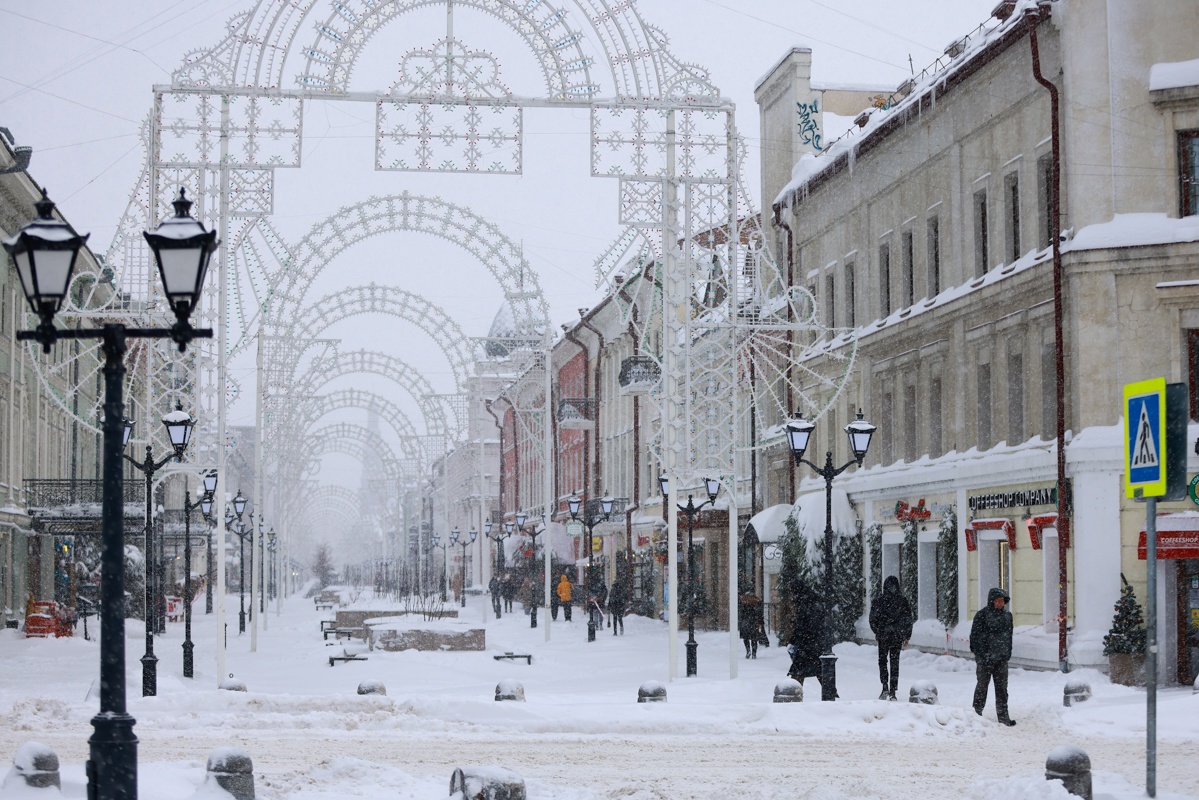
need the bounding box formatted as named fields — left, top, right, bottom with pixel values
left=1150, top=58, right=1199, bottom=91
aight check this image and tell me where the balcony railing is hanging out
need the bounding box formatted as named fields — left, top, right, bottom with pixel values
left=557, top=398, right=596, bottom=430
left=617, top=356, right=660, bottom=395
left=24, top=479, right=144, bottom=511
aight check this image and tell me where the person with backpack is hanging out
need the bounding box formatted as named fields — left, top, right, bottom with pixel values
left=869, top=575, right=914, bottom=700
left=556, top=574, right=573, bottom=622
left=970, top=587, right=1016, bottom=726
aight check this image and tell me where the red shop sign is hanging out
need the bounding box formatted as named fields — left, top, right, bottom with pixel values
left=1137, top=530, right=1199, bottom=560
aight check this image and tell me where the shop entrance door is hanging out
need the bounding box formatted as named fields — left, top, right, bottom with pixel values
left=1180, top=559, right=1199, bottom=685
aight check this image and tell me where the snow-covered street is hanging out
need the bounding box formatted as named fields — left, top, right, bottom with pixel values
left=1, top=590, right=1196, bottom=799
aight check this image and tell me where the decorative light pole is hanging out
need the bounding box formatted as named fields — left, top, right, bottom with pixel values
left=430, top=532, right=449, bottom=601
left=785, top=409, right=877, bottom=702
left=517, top=512, right=547, bottom=629
left=230, top=491, right=249, bottom=633
left=449, top=527, right=477, bottom=608
left=4, top=186, right=215, bottom=799
left=201, top=471, right=216, bottom=614
left=484, top=520, right=514, bottom=574
left=267, top=529, right=277, bottom=600
left=122, top=403, right=195, bottom=696
left=180, top=477, right=213, bottom=678
left=567, top=492, right=614, bottom=642
left=659, top=475, right=719, bottom=677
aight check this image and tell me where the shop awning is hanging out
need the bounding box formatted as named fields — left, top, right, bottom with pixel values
left=744, top=504, right=793, bottom=544
left=1138, top=513, right=1199, bottom=559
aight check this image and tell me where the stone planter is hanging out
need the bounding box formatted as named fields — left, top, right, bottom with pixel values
left=1108, top=652, right=1146, bottom=687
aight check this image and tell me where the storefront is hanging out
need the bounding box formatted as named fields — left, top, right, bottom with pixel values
left=1137, top=516, right=1199, bottom=685
left=870, top=494, right=956, bottom=622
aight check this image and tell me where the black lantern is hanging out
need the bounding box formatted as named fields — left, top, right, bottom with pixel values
left=845, top=410, right=878, bottom=465
left=233, top=491, right=248, bottom=519
left=121, top=417, right=135, bottom=449
left=567, top=493, right=582, bottom=518
left=785, top=414, right=816, bottom=463
left=142, top=189, right=218, bottom=329
left=161, top=402, right=194, bottom=457
left=202, top=470, right=218, bottom=496
left=2, top=190, right=88, bottom=338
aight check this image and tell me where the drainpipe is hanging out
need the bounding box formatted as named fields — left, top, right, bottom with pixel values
left=1027, top=0, right=1069, bottom=673
left=485, top=400, right=504, bottom=518
left=771, top=203, right=798, bottom=500
left=625, top=320, right=642, bottom=604
left=578, top=315, right=605, bottom=498
left=563, top=326, right=591, bottom=514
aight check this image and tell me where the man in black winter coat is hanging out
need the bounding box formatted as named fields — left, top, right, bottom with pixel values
left=970, top=587, right=1016, bottom=726
left=869, top=575, right=914, bottom=700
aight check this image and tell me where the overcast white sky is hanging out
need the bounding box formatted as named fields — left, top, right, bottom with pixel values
left=0, top=0, right=996, bottom=488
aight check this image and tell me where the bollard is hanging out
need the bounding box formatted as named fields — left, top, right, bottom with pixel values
left=1193, top=674, right=1198, bottom=695
left=9, top=742, right=60, bottom=789
left=1045, top=745, right=1091, bottom=800
left=1063, top=679, right=1092, bottom=707
left=357, top=680, right=386, bottom=696
left=220, top=678, right=248, bottom=692
left=637, top=680, right=667, bottom=703
left=450, top=765, right=526, bottom=800
left=206, top=747, right=255, bottom=800
left=494, top=679, right=525, bottom=702
left=773, top=679, right=803, bottom=703
left=908, top=680, right=938, bottom=705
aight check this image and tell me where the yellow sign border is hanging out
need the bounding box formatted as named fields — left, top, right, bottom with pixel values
left=1124, top=377, right=1167, bottom=498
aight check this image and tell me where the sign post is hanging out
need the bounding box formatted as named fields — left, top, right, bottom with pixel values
left=1123, top=378, right=1188, bottom=799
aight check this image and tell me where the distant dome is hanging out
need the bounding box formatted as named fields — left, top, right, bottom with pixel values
left=483, top=301, right=540, bottom=359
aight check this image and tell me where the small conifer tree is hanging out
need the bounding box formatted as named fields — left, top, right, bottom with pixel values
left=1102, top=574, right=1147, bottom=655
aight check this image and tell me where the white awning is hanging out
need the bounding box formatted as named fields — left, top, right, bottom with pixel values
left=745, top=504, right=793, bottom=544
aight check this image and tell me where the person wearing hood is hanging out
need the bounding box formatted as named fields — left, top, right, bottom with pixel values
left=869, top=575, right=914, bottom=700
left=970, top=587, right=1016, bottom=726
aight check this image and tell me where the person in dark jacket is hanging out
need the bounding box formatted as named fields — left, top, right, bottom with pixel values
left=500, top=573, right=517, bottom=613
left=608, top=578, right=628, bottom=635
left=488, top=575, right=502, bottom=619
left=738, top=593, right=764, bottom=659
left=786, top=581, right=827, bottom=686
left=869, top=575, right=914, bottom=700
left=970, top=587, right=1016, bottom=726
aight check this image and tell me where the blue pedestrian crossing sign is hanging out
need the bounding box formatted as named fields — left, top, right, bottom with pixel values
left=1124, top=378, right=1166, bottom=498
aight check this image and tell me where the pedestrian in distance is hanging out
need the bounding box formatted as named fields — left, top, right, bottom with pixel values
left=488, top=575, right=502, bottom=618
left=738, top=592, right=763, bottom=659
left=869, top=574, right=914, bottom=700
left=501, top=573, right=516, bottom=613
left=970, top=587, right=1016, bottom=726
left=556, top=574, right=573, bottom=621
left=608, top=577, right=628, bottom=635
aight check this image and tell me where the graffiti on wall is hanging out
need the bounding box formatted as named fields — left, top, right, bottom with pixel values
left=796, top=98, right=823, bottom=152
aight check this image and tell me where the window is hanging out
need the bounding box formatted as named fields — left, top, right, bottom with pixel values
left=1004, top=171, right=1021, bottom=262
left=1037, top=153, right=1053, bottom=249
left=845, top=260, right=856, bottom=327
left=902, top=229, right=915, bottom=307
left=1007, top=352, right=1024, bottom=445
left=929, top=376, right=943, bottom=456
left=879, top=242, right=891, bottom=317
left=825, top=273, right=835, bottom=328
left=973, top=189, right=989, bottom=277
left=926, top=216, right=941, bottom=296
left=1042, top=340, right=1057, bottom=437
left=1188, top=330, right=1199, bottom=421
left=903, top=382, right=918, bottom=462
left=1181, top=131, right=1199, bottom=217
left=977, top=362, right=992, bottom=449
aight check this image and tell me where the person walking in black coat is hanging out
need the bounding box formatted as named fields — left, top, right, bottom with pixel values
left=488, top=575, right=502, bottom=619
left=608, top=578, right=628, bottom=635
left=786, top=581, right=827, bottom=687
left=869, top=575, right=914, bottom=700
left=970, top=587, right=1016, bottom=726
left=500, top=573, right=516, bottom=613
left=738, top=593, right=764, bottom=659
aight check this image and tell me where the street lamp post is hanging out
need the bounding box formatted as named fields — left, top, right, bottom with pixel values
left=201, top=472, right=216, bottom=614
left=4, top=187, right=216, bottom=799
left=484, top=520, right=514, bottom=574
left=517, top=513, right=547, bottom=629
left=785, top=409, right=877, bottom=702
left=181, top=477, right=213, bottom=678
left=449, top=527, right=477, bottom=608
left=430, top=533, right=449, bottom=601
left=659, top=475, right=720, bottom=678
left=122, top=403, right=195, bottom=696
left=230, top=492, right=249, bottom=633
left=267, top=529, right=277, bottom=601
left=567, top=492, right=614, bottom=643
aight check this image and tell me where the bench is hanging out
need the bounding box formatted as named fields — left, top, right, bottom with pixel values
left=323, top=627, right=364, bottom=641
left=493, top=652, right=533, bottom=665
left=319, top=619, right=337, bottom=633
left=329, top=649, right=367, bottom=666
left=315, top=602, right=334, bottom=611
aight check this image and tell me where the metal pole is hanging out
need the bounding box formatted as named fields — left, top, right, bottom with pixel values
left=685, top=498, right=698, bottom=677
left=215, top=91, right=231, bottom=687
left=543, top=340, right=553, bottom=643
left=239, top=531, right=246, bottom=633
left=251, top=332, right=263, bottom=647
left=87, top=325, right=138, bottom=799
left=183, top=478, right=194, bottom=678
left=820, top=453, right=837, bottom=702
left=205, top=524, right=213, bottom=614
left=667, top=477, right=679, bottom=680
left=1146, top=496, right=1157, bottom=797
left=140, top=448, right=157, bottom=696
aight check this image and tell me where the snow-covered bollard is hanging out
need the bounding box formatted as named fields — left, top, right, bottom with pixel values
left=773, top=679, right=803, bottom=703
left=1045, top=745, right=1091, bottom=799
left=357, top=680, right=386, bottom=696
left=494, top=679, right=524, bottom=702
left=637, top=681, right=666, bottom=703
left=206, top=747, right=255, bottom=800
left=1063, top=678, right=1092, bottom=707
left=908, top=680, right=938, bottom=705
left=1193, top=674, right=1198, bottom=695
left=6, top=742, right=60, bottom=789
left=220, top=678, right=248, bottom=692
left=449, top=765, right=526, bottom=800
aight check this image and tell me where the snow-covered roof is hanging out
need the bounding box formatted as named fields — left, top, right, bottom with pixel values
left=745, top=504, right=792, bottom=544
left=1149, top=57, right=1199, bottom=91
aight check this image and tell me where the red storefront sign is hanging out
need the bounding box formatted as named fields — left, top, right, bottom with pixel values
left=964, top=518, right=1016, bottom=552
left=1137, top=530, right=1199, bottom=560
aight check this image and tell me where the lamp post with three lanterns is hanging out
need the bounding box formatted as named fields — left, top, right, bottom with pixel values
left=180, top=475, right=215, bottom=678
left=567, top=492, right=613, bottom=643
left=659, top=475, right=720, bottom=678
left=430, top=532, right=449, bottom=601
left=784, top=409, right=877, bottom=702
left=3, top=186, right=216, bottom=799
left=449, top=527, right=477, bottom=607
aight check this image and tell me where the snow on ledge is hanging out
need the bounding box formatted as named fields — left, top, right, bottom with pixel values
left=1150, top=57, right=1199, bottom=91
left=1066, top=213, right=1199, bottom=251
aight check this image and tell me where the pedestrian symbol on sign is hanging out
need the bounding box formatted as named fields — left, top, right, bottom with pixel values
left=1132, top=402, right=1159, bottom=469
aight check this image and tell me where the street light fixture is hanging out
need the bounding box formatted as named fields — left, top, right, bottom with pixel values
left=786, top=409, right=876, bottom=702
left=201, top=471, right=217, bottom=615
left=430, top=532, right=449, bottom=601
left=228, top=497, right=251, bottom=633
left=180, top=478, right=213, bottom=678
left=661, top=476, right=720, bottom=677
left=122, top=402, right=195, bottom=698
left=485, top=519, right=514, bottom=575
left=449, top=527, right=477, bottom=608
left=567, top=492, right=614, bottom=642
left=4, top=186, right=216, bottom=799
left=518, top=514, right=545, bottom=629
